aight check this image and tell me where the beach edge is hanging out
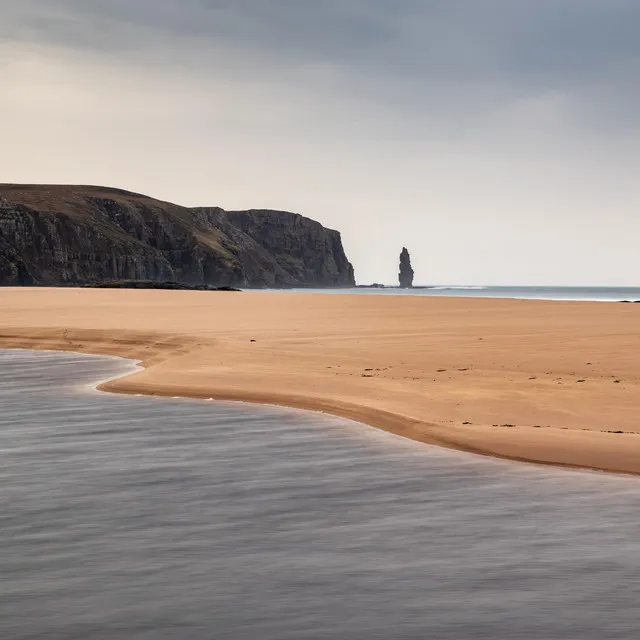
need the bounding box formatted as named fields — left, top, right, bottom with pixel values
left=1, top=334, right=638, bottom=478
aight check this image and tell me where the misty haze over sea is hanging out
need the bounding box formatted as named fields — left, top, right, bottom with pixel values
left=2, top=350, right=640, bottom=639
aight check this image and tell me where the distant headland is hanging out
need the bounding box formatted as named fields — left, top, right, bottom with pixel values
left=0, top=184, right=355, bottom=289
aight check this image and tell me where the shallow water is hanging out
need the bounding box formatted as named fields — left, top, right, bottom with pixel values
left=1, top=350, right=639, bottom=639
left=260, top=285, right=640, bottom=302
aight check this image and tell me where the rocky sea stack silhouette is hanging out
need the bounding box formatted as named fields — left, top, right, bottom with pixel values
left=398, top=247, right=414, bottom=288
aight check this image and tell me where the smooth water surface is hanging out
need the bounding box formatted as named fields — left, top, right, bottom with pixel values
left=263, top=285, right=640, bottom=302
left=1, top=350, right=639, bottom=639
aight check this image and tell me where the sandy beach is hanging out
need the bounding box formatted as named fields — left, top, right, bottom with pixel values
left=1, top=287, right=639, bottom=475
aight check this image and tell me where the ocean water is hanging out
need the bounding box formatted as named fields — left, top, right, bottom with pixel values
left=263, top=286, right=640, bottom=302
left=1, top=350, right=640, bottom=640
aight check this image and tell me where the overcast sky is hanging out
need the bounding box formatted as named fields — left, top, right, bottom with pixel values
left=2, top=1, right=639, bottom=285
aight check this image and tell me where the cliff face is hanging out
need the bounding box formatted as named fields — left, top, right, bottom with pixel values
left=0, top=185, right=355, bottom=288
left=193, top=208, right=355, bottom=288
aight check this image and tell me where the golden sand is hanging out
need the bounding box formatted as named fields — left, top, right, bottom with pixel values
left=1, top=287, right=639, bottom=475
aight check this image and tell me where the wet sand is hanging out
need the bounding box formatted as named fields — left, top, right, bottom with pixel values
left=1, top=287, right=639, bottom=475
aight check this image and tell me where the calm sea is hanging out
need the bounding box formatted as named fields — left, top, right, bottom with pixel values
left=2, top=350, right=640, bottom=639
left=262, top=286, right=640, bottom=302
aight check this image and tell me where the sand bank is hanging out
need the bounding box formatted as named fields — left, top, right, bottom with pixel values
left=1, top=287, right=639, bottom=475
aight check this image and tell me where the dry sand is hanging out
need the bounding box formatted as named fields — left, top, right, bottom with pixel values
left=1, top=287, right=639, bottom=475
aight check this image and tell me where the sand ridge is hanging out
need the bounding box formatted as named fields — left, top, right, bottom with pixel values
left=1, top=287, right=639, bottom=475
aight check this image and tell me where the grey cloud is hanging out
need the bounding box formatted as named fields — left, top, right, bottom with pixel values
left=6, top=1, right=640, bottom=82
left=4, top=0, right=640, bottom=131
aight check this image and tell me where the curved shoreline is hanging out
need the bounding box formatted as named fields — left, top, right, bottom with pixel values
left=2, top=342, right=634, bottom=477
left=0, top=338, right=636, bottom=478
left=100, top=380, right=640, bottom=478
left=2, top=288, right=640, bottom=477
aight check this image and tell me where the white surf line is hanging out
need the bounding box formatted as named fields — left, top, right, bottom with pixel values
left=0, top=346, right=143, bottom=394
left=85, top=357, right=143, bottom=394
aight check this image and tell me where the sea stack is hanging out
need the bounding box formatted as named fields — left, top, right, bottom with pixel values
left=398, top=247, right=414, bottom=288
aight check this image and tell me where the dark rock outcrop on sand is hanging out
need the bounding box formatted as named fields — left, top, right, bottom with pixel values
left=399, top=247, right=414, bottom=289
left=84, top=280, right=241, bottom=291
left=0, top=185, right=355, bottom=288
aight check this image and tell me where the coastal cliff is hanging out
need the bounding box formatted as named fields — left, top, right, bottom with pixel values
left=0, top=184, right=355, bottom=288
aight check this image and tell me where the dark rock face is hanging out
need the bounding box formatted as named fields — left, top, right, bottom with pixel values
left=0, top=185, right=355, bottom=288
left=85, top=280, right=241, bottom=291
left=399, top=247, right=414, bottom=288
left=193, top=208, right=355, bottom=288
